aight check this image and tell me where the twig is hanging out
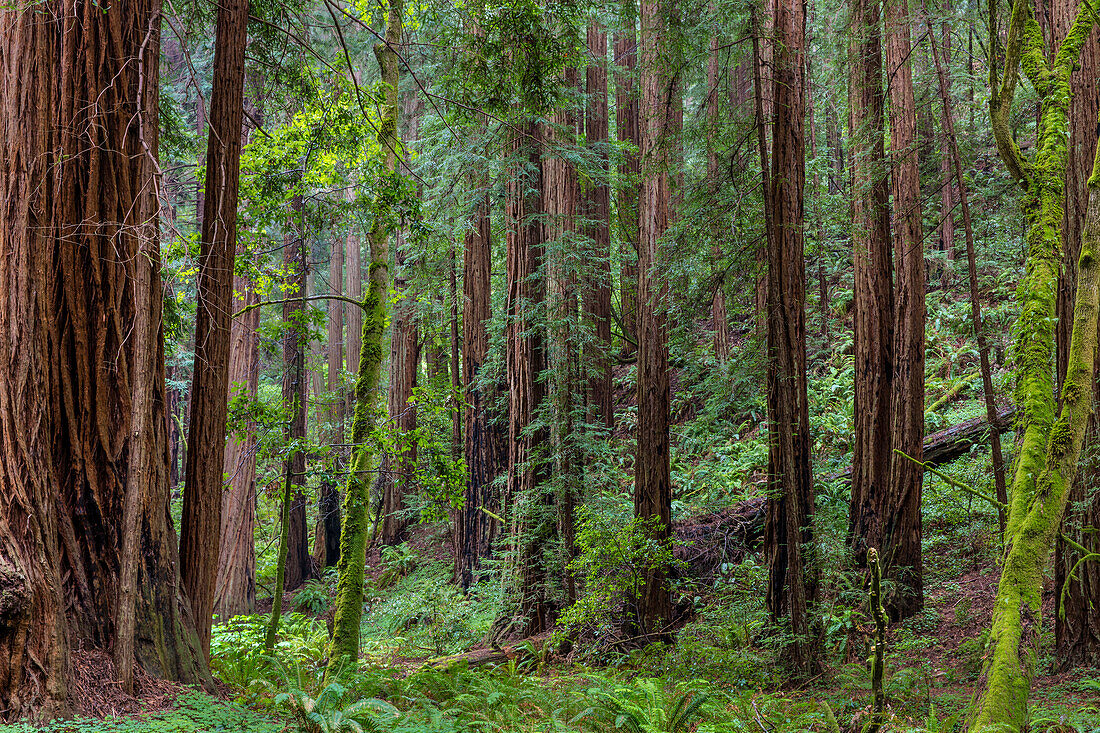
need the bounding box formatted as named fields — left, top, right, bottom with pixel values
left=893, top=449, right=1007, bottom=511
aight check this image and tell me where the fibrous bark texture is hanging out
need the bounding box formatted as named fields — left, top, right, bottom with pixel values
left=505, top=121, right=554, bottom=636
left=0, top=0, right=211, bottom=717
left=456, top=180, right=500, bottom=589
left=1052, top=0, right=1100, bottom=670
left=180, top=0, right=250, bottom=657
left=634, top=0, right=676, bottom=637
left=584, top=18, right=614, bottom=430
left=882, top=0, right=925, bottom=620
left=763, top=0, right=817, bottom=676
left=214, top=269, right=260, bottom=619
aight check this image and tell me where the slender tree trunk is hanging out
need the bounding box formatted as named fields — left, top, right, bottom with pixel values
left=327, top=0, right=403, bottom=671
left=0, top=1, right=212, bottom=716
left=585, top=18, right=614, bottom=430
left=708, top=25, right=732, bottom=362
left=634, top=0, right=677, bottom=637
left=924, top=1, right=1009, bottom=534
left=506, top=121, right=554, bottom=635
left=937, top=14, right=957, bottom=291
left=883, top=0, right=926, bottom=620
left=615, top=1, right=640, bottom=355
left=764, top=0, right=816, bottom=676
left=751, top=4, right=774, bottom=339
left=180, top=0, right=250, bottom=658
left=320, top=235, right=345, bottom=568
left=381, top=235, right=420, bottom=546
left=346, top=187, right=362, bottom=412
left=268, top=207, right=314, bottom=645
left=214, top=269, right=260, bottom=619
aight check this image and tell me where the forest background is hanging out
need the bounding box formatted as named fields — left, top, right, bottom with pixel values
left=1, top=0, right=1099, bottom=731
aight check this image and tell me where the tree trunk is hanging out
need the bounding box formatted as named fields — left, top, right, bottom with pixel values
left=506, top=121, right=554, bottom=636
left=546, top=66, right=582, bottom=606
left=615, top=1, right=640, bottom=355
left=381, top=236, right=420, bottom=546
left=751, top=4, right=774, bottom=339
left=1052, top=0, right=1100, bottom=670
left=924, top=0, right=1009, bottom=534
left=346, top=187, right=363, bottom=410
left=936, top=15, right=957, bottom=291
left=707, top=24, right=732, bottom=363
left=286, top=211, right=313, bottom=594
left=883, top=0, right=926, bottom=620
left=214, top=270, right=260, bottom=620
left=848, top=0, right=895, bottom=615
left=764, top=0, right=817, bottom=677
left=969, top=5, right=1100, bottom=727
left=180, top=0, right=249, bottom=658
left=456, top=179, right=500, bottom=587
left=320, top=234, right=345, bottom=568
left=634, top=0, right=677, bottom=637
left=327, top=1, right=403, bottom=671
left=584, top=18, right=614, bottom=431
left=0, top=1, right=211, bottom=717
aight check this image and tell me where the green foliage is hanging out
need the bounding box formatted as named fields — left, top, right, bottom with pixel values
left=294, top=574, right=335, bottom=616
left=274, top=681, right=400, bottom=733
left=556, top=504, right=679, bottom=651
left=0, top=692, right=281, bottom=733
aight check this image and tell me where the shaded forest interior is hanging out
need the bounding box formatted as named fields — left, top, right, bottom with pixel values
left=2, top=0, right=1100, bottom=731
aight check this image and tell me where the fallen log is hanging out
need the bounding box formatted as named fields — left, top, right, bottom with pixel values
left=820, top=405, right=1015, bottom=486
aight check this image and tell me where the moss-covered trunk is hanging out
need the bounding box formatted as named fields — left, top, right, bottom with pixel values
left=970, top=2, right=1100, bottom=729
left=326, top=0, right=403, bottom=674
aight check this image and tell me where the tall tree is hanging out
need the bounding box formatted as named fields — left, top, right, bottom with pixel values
left=615, top=0, right=641, bottom=354
left=456, top=185, right=500, bottom=590
left=345, top=187, right=363, bottom=413
left=505, top=120, right=554, bottom=635
left=883, top=0, right=926, bottom=620
left=214, top=260, right=261, bottom=619
left=546, top=65, right=582, bottom=605
left=633, top=0, right=677, bottom=637
left=763, top=0, right=816, bottom=676
left=584, top=17, right=614, bottom=430
left=968, top=2, right=1100, bottom=727
left=318, top=233, right=345, bottom=569
left=0, top=0, right=211, bottom=715
left=381, top=234, right=420, bottom=546
left=707, top=22, right=732, bottom=362
left=327, top=0, right=405, bottom=671
left=1051, top=0, right=1100, bottom=670
left=180, top=0, right=250, bottom=656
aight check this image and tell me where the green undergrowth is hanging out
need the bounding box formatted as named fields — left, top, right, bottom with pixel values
left=0, top=692, right=281, bottom=733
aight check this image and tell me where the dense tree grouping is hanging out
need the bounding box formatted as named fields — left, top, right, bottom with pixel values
left=1, top=0, right=1100, bottom=731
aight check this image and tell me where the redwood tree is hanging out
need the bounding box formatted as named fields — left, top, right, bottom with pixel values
left=883, top=0, right=926, bottom=620
left=505, top=121, right=554, bottom=635
left=763, top=0, right=816, bottom=675
left=0, top=0, right=210, bottom=716
left=615, top=0, right=641, bottom=354
left=180, top=0, right=250, bottom=656
left=633, top=0, right=677, bottom=637
left=456, top=187, right=500, bottom=590
left=1051, top=0, right=1100, bottom=670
